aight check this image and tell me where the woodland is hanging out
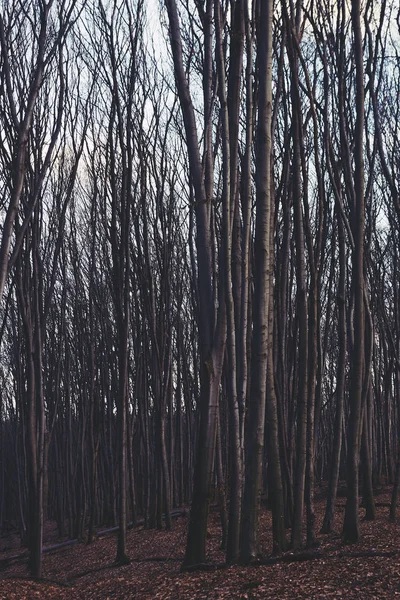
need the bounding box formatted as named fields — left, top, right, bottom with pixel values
left=1, top=0, right=400, bottom=597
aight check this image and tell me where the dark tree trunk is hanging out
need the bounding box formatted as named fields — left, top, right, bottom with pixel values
left=240, top=0, right=274, bottom=563
left=321, top=202, right=346, bottom=534
left=343, top=0, right=366, bottom=544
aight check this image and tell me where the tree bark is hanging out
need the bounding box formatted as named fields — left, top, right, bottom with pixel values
left=240, top=0, right=273, bottom=563
left=321, top=201, right=346, bottom=534
left=343, top=0, right=366, bottom=544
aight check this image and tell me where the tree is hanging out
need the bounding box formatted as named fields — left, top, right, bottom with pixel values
left=0, top=0, right=80, bottom=577
left=0, top=0, right=79, bottom=302
left=240, top=0, right=275, bottom=562
left=164, top=0, right=226, bottom=568
left=342, top=0, right=366, bottom=544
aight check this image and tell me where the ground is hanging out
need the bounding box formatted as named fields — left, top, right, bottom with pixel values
left=1, top=488, right=399, bottom=599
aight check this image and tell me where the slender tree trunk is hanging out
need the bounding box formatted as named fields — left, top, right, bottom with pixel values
left=343, top=0, right=365, bottom=544
left=116, top=322, right=130, bottom=565
left=176, top=353, right=184, bottom=508
left=361, top=386, right=376, bottom=520
left=287, top=17, right=309, bottom=549
left=306, top=278, right=318, bottom=547
left=183, top=328, right=225, bottom=566
left=215, top=406, right=228, bottom=550
left=237, top=0, right=254, bottom=457
left=390, top=369, right=400, bottom=521
left=321, top=204, right=346, bottom=534
left=214, top=0, right=242, bottom=563
left=390, top=439, right=400, bottom=521
left=165, top=0, right=226, bottom=569
left=159, top=411, right=172, bottom=530
left=240, top=0, right=273, bottom=563
left=266, top=198, right=287, bottom=553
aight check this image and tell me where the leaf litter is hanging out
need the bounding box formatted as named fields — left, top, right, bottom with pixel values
left=1, top=488, right=400, bottom=599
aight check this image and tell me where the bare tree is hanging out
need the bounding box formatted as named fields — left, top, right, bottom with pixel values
left=240, top=0, right=275, bottom=562
left=0, top=0, right=79, bottom=302
left=342, top=0, right=366, bottom=544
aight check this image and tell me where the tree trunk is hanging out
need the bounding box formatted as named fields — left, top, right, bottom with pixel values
left=321, top=203, right=346, bottom=534
left=361, top=387, right=376, bottom=520
left=240, top=0, right=273, bottom=563
left=286, top=13, right=309, bottom=549
left=343, top=0, right=365, bottom=544
left=266, top=219, right=287, bottom=554
left=216, top=406, right=228, bottom=550
left=116, top=325, right=130, bottom=565
left=214, top=0, right=242, bottom=563
left=164, top=0, right=226, bottom=569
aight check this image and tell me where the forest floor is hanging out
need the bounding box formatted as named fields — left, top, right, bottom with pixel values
left=0, top=487, right=399, bottom=599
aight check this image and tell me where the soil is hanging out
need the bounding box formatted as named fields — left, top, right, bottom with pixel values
left=0, top=488, right=399, bottom=599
